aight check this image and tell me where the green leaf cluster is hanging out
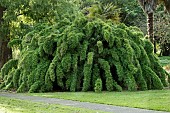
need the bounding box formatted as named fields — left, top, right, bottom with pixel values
left=0, top=11, right=169, bottom=92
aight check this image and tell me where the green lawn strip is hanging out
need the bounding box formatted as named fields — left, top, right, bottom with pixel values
left=159, top=56, right=170, bottom=66
left=29, top=90, right=170, bottom=112
left=0, top=96, right=105, bottom=113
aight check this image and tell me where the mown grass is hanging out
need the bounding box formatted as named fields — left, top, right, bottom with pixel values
left=159, top=56, right=170, bottom=66
left=30, top=90, right=170, bottom=112
left=0, top=96, right=105, bottom=113
left=159, top=56, right=170, bottom=74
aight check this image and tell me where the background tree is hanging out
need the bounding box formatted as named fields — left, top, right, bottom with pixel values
left=138, top=0, right=157, bottom=45
left=138, top=0, right=170, bottom=53
left=154, top=8, right=170, bottom=56
left=0, top=6, right=12, bottom=69
left=0, top=0, right=77, bottom=67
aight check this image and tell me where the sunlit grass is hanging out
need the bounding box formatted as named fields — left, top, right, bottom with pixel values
left=159, top=56, right=170, bottom=74
left=0, top=96, right=105, bottom=113
left=159, top=56, right=170, bottom=66
left=30, top=90, right=170, bottom=112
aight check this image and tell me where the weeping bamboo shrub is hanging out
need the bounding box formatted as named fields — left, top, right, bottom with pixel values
left=0, top=13, right=169, bottom=93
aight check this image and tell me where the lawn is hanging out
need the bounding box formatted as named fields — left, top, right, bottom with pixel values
left=159, top=56, right=170, bottom=74
left=159, top=56, right=170, bottom=66
left=0, top=96, right=105, bottom=113
left=30, top=90, right=170, bottom=112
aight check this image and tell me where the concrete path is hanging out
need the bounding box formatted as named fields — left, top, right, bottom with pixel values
left=0, top=92, right=169, bottom=113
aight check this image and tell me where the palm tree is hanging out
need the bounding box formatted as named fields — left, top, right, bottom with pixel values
left=138, top=0, right=157, bottom=44
left=138, top=0, right=170, bottom=53
left=85, top=2, right=121, bottom=23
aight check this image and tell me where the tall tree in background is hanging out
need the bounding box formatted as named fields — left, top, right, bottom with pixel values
left=0, top=6, right=12, bottom=69
left=154, top=9, right=170, bottom=56
left=138, top=0, right=170, bottom=53
left=138, top=0, right=158, bottom=46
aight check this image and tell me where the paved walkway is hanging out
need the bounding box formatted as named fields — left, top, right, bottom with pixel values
left=0, top=92, right=169, bottom=113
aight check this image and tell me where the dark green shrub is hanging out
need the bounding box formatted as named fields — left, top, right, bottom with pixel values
left=29, top=81, right=41, bottom=93
left=0, top=12, right=168, bottom=93
left=56, top=64, right=65, bottom=89
left=94, top=78, right=102, bottom=93
left=70, top=54, right=78, bottom=92
left=143, top=66, right=163, bottom=90
left=92, top=64, right=100, bottom=88
left=82, top=63, right=92, bottom=92
left=13, top=69, right=20, bottom=88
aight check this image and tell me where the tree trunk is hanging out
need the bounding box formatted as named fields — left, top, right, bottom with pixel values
left=0, top=6, right=12, bottom=69
left=147, top=13, right=156, bottom=53
left=147, top=13, right=154, bottom=43
left=0, top=40, right=12, bottom=68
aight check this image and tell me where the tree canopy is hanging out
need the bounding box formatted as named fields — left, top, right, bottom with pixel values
left=0, top=0, right=169, bottom=93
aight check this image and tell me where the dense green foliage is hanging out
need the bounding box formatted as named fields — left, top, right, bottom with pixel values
left=0, top=12, right=169, bottom=92
left=0, top=0, right=169, bottom=93
left=94, top=78, right=102, bottom=92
